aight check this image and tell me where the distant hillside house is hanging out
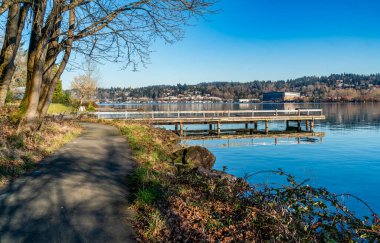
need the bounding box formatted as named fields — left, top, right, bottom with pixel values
left=263, top=92, right=300, bottom=102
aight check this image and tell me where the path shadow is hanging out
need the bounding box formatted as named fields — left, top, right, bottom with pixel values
left=0, top=123, right=136, bottom=243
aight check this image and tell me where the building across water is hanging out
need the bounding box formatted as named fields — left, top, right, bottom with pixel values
left=238, top=98, right=260, bottom=103
left=263, top=92, right=301, bottom=102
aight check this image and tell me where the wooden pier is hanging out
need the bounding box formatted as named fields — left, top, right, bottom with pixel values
left=93, top=109, right=325, bottom=135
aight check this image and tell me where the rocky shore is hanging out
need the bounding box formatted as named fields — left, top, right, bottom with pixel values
left=103, top=120, right=379, bottom=242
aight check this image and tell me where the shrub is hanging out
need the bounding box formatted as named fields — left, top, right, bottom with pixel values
left=87, top=102, right=95, bottom=112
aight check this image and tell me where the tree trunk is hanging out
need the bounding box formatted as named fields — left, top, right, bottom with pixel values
left=38, top=6, right=75, bottom=119
left=19, top=1, right=47, bottom=127
left=38, top=19, right=62, bottom=114
left=23, top=42, right=49, bottom=125
left=0, top=3, right=28, bottom=106
left=0, top=65, right=15, bottom=105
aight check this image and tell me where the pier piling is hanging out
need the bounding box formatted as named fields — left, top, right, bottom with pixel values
left=180, top=123, right=184, bottom=137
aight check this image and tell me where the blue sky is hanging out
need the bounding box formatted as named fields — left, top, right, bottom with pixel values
left=62, top=0, right=380, bottom=89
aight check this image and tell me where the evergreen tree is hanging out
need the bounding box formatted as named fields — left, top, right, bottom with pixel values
left=52, top=79, right=64, bottom=103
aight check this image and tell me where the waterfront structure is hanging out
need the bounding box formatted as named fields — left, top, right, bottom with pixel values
left=263, top=92, right=301, bottom=102
left=238, top=99, right=260, bottom=103
left=93, top=109, right=325, bottom=136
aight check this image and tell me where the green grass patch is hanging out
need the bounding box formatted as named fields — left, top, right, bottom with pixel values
left=136, top=187, right=160, bottom=205
left=131, top=166, right=163, bottom=205
left=47, top=103, right=75, bottom=114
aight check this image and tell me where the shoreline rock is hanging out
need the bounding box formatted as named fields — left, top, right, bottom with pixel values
left=171, top=145, right=216, bottom=171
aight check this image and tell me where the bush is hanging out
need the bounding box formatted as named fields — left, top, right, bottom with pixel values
left=87, top=102, right=95, bottom=112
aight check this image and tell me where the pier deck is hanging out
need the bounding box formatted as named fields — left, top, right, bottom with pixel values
left=93, top=109, right=325, bottom=135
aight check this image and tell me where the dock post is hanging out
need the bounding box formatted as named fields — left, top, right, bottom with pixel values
left=175, top=124, right=178, bottom=134
left=265, top=121, right=269, bottom=134
left=217, top=122, right=221, bottom=135
left=297, top=121, right=301, bottom=132
left=254, top=122, right=258, bottom=132
left=180, top=123, right=184, bottom=137
left=245, top=123, right=249, bottom=134
left=209, top=124, right=213, bottom=134
left=311, top=120, right=315, bottom=133
left=306, top=120, right=309, bottom=131
left=286, top=120, right=290, bottom=130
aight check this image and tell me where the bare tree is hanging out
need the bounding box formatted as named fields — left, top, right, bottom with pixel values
left=0, top=0, right=214, bottom=128
left=71, top=57, right=99, bottom=105
left=0, top=0, right=31, bottom=16
left=71, top=75, right=97, bottom=106
left=0, top=2, right=29, bottom=106
left=80, top=56, right=101, bottom=84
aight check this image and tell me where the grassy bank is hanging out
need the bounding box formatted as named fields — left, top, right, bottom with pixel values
left=106, top=121, right=380, bottom=241
left=47, top=103, right=75, bottom=114
left=0, top=107, right=82, bottom=185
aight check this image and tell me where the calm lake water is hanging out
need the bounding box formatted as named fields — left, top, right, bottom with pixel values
left=103, top=102, right=380, bottom=216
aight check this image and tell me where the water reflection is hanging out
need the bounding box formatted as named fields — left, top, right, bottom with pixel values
left=183, top=134, right=324, bottom=148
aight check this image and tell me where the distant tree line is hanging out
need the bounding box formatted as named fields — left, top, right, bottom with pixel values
left=97, top=73, right=380, bottom=102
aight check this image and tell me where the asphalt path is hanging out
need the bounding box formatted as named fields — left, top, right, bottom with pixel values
left=0, top=123, right=136, bottom=243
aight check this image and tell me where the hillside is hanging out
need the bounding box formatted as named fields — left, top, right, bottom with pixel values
left=97, top=73, right=380, bottom=103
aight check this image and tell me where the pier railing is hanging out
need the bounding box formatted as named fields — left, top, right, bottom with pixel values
left=93, top=109, right=323, bottom=120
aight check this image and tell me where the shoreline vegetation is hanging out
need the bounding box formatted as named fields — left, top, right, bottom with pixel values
left=0, top=106, right=82, bottom=186
left=101, top=120, right=380, bottom=241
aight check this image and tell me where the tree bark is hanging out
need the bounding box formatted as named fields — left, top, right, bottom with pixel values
left=38, top=5, right=75, bottom=118
left=38, top=13, right=62, bottom=113
left=19, top=0, right=48, bottom=126
left=0, top=0, right=32, bottom=16
left=23, top=39, right=49, bottom=124
left=0, top=3, right=28, bottom=106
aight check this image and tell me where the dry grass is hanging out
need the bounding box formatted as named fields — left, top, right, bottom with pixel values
left=0, top=106, right=82, bottom=186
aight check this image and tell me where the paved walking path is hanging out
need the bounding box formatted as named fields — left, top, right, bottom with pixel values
left=0, top=123, right=136, bottom=243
